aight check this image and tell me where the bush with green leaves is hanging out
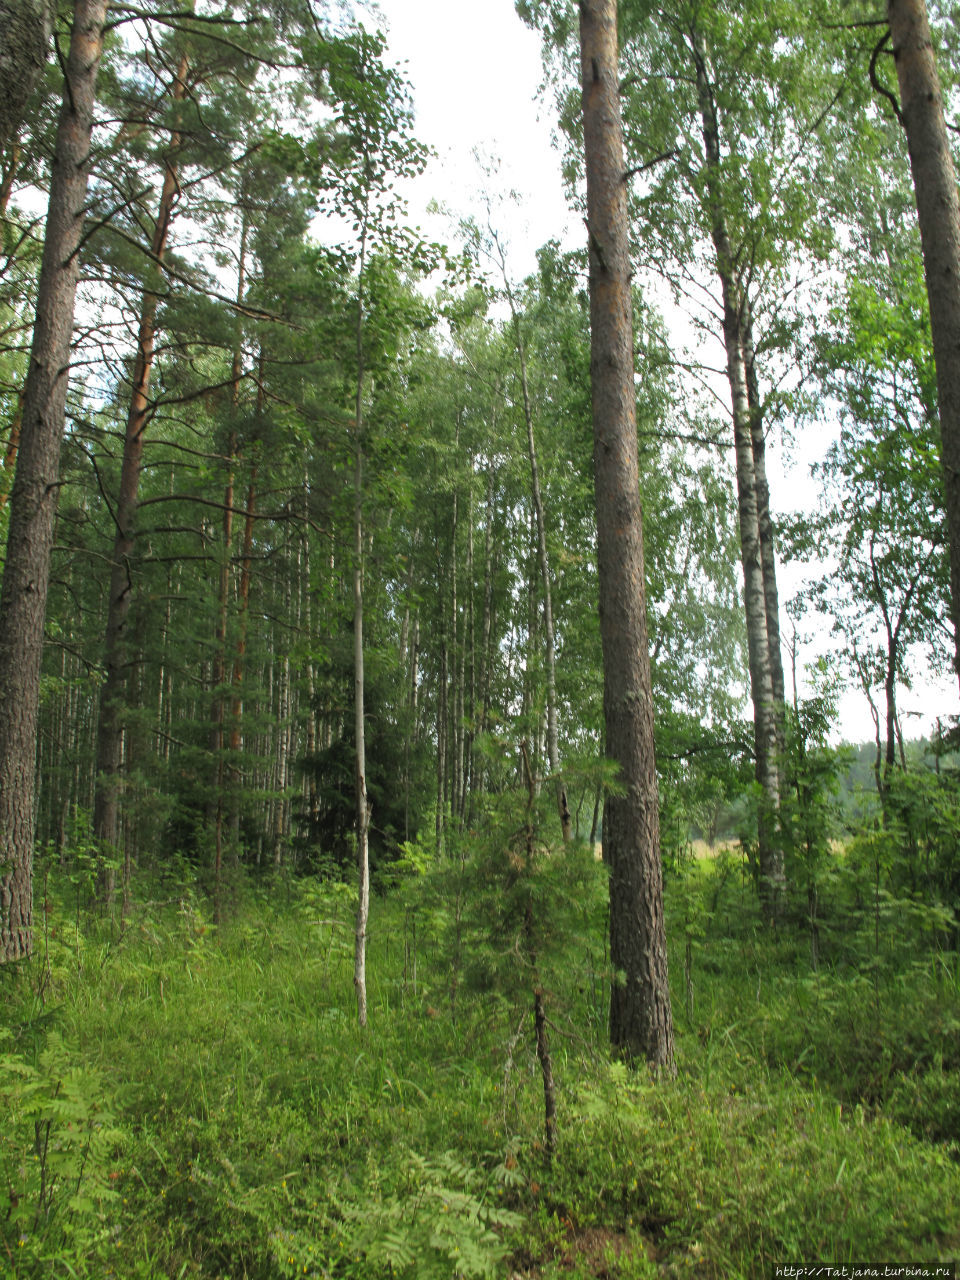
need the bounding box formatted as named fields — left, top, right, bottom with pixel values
left=529, top=1060, right=960, bottom=1278
left=3, top=856, right=960, bottom=1279
left=0, top=1031, right=124, bottom=1277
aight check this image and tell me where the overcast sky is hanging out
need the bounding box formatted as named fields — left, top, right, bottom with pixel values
left=369, top=0, right=577, bottom=272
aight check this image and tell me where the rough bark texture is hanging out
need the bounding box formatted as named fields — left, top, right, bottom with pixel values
left=94, top=54, right=189, bottom=890
left=0, top=0, right=107, bottom=962
left=0, top=0, right=53, bottom=149
left=887, top=0, right=960, bottom=696
left=693, top=39, right=784, bottom=916
left=579, top=0, right=675, bottom=1070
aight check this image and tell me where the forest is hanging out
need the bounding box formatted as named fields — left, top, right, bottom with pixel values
left=1, top=0, right=960, bottom=1274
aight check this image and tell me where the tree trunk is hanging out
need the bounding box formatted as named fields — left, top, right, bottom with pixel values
left=463, top=480, right=476, bottom=820
left=884, top=641, right=898, bottom=793
left=579, top=0, right=675, bottom=1070
left=508, top=294, right=572, bottom=841
left=228, top=459, right=258, bottom=846
left=693, top=38, right=784, bottom=918
left=302, top=495, right=319, bottom=832
left=353, top=220, right=371, bottom=1028
left=353, top=429, right=370, bottom=1026
left=436, top=617, right=448, bottom=853
left=887, top=0, right=960, bottom=696
left=93, top=52, right=189, bottom=901
left=0, top=394, right=23, bottom=507
left=212, top=445, right=234, bottom=914
left=450, top=435, right=461, bottom=824
left=273, top=580, right=292, bottom=865
left=741, top=305, right=786, bottom=721
left=473, top=461, right=496, bottom=815
left=0, top=0, right=53, bottom=150
left=212, top=220, right=249, bottom=899
left=520, top=740, right=557, bottom=1158
left=0, top=0, right=107, bottom=963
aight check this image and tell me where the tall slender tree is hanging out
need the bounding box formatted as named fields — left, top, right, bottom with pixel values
left=0, top=0, right=108, bottom=962
left=579, top=0, right=674, bottom=1068
left=691, top=32, right=783, bottom=913
left=884, top=0, right=960, bottom=698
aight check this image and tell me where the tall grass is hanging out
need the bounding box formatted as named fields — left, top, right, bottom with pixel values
left=0, top=851, right=958, bottom=1278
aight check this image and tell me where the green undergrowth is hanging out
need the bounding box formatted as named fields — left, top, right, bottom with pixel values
left=666, top=853, right=960, bottom=1147
left=0, top=861, right=958, bottom=1279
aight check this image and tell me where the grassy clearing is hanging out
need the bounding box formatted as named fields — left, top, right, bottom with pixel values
left=1, top=853, right=958, bottom=1279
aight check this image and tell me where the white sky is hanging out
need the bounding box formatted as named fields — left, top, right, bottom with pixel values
left=369, top=0, right=577, bottom=272
left=365, top=0, right=957, bottom=746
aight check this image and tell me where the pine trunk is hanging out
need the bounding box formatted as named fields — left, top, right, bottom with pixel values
left=887, top=0, right=960, bottom=696
left=579, top=0, right=675, bottom=1069
left=0, top=0, right=53, bottom=149
left=0, top=0, right=107, bottom=962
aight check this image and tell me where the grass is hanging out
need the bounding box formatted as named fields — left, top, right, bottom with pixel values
left=1, top=848, right=959, bottom=1279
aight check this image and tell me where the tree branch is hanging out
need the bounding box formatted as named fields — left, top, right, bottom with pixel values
left=869, top=31, right=903, bottom=125
left=624, top=149, right=679, bottom=181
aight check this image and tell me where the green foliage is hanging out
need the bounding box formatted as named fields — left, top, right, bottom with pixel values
left=0, top=1032, right=124, bottom=1276
left=2, top=867, right=960, bottom=1278
left=321, top=1147, right=522, bottom=1279
left=883, top=767, right=960, bottom=903
left=545, top=1059, right=959, bottom=1277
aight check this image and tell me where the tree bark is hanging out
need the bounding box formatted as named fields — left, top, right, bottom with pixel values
left=353, top=217, right=371, bottom=1028
left=93, top=52, right=189, bottom=899
left=0, top=0, right=53, bottom=150
left=579, top=0, right=675, bottom=1069
left=742, top=305, right=786, bottom=720
left=887, top=0, right=960, bottom=696
left=0, top=0, right=107, bottom=963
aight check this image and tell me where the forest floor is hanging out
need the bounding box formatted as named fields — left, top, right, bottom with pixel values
left=1, top=846, right=959, bottom=1279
